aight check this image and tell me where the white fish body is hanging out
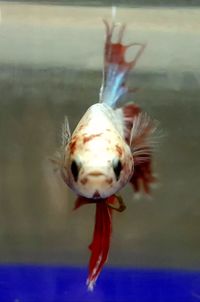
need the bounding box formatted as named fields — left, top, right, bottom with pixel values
left=62, top=103, right=134, bottom=199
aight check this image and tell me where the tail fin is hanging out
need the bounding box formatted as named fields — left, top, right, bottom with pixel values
left=99, top=20, right=146, bottom=108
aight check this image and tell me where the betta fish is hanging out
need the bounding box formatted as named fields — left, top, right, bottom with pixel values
left=53, top=20, right=158, bottom=290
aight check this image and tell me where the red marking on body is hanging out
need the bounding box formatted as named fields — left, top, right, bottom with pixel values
left=80, top=177, right=88, bottom=185
left=106, top=178, right=113, bottom=185
left=78, top=124, right=84, bottom=130
left=74, top=195, right=116, bottom=290
left=115, top=144, right=123, bottom=157
left=83, top=133, right=102, bottom=144
left=69, top=137, right=77, bottom=154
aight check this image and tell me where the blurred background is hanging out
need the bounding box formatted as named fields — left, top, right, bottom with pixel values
left=0, top=1, right=200, bottom=300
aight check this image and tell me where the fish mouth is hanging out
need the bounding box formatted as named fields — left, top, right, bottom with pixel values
left=88, top=171, right=104, bottom=177
left=93, top=190, right=101, bottom=199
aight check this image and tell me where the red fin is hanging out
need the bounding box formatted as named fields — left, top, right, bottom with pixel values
left=100, top=21, right=146, bottom=107
left=130, top=158, right=156, bottom=194
left=87, top=195, right=115, bottom=291
left=74, top=196, right=94, bottom=210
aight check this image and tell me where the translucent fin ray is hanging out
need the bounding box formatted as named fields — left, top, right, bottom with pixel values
left=62, top=116, right=71, bottom=147
left=130, top=112, right=159, bottom=162
left=122, top=104, right=158, bottom=194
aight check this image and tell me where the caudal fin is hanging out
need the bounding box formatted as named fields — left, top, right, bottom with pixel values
left=100, top=20, right=146, bottom=108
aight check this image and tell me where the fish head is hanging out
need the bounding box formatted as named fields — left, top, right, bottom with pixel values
left=61, top=131, right=134, bottom=199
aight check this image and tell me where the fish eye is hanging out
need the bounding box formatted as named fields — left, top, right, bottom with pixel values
left=113, top=159, right=122, bottom=181
left=71, top=160, right=79, bottom=182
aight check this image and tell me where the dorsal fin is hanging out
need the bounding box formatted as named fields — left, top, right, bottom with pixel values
left=100, top=20, right=146, bottom=108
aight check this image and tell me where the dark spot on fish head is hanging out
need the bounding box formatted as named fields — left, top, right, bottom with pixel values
left=106, top=178, right=113, bottom=185
left=79, top=124, right=84, bottom=130
left=115, top=144, right=123, bottom=157
left=80, top=177, right=88, bottom=185
left=69, top=138, right=77, bottom=154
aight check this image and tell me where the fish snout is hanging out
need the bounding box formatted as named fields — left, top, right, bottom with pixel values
left=78, top=168, right=114, bottom=199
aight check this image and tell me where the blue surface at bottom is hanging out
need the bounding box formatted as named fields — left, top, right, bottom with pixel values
left=0, top=265, right=200, bottom=302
